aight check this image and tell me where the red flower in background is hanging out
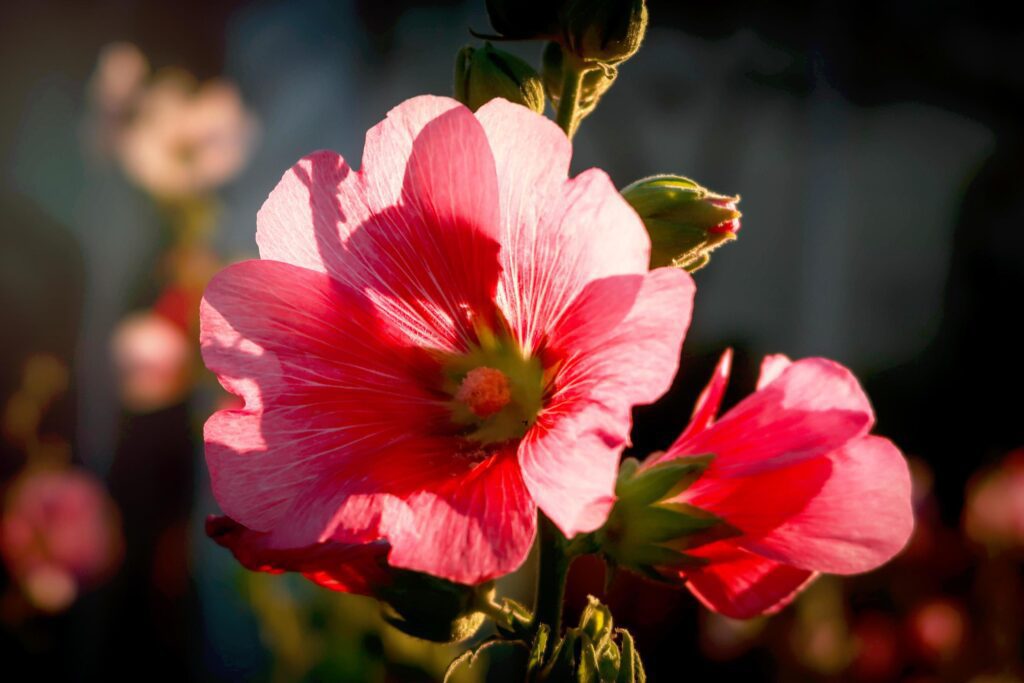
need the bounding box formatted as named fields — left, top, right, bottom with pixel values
left=648, top=350, right=913, bottom=618
left=200, top=96, right=695, bottom=586
left=0, top=468, right=123, bottom=613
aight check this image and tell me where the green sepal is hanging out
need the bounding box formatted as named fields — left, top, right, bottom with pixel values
left=615, top=455, right=714, bottom=506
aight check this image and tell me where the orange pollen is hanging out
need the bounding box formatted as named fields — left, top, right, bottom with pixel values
left=455, top=367, right=511, bottom=418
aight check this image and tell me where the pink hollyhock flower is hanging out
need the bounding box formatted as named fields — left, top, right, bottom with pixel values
left=111, top=309, right=193, bottom=412
left=117, top=73, right=257, bottom=198
left=200, top=96, right=695, bottom=585
left=646, top=349, right=913, bottom=619
left=0, top=468, right=123, bottom=612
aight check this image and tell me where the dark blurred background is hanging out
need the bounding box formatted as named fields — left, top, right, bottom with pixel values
left=1, top=1, right=1022, bottom=681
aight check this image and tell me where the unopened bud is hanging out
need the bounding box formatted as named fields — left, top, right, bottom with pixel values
left=560, top=0, right=648, bottom=65
left=454, top=43, right=545, bottom=114
left=621, top=175, right=742, bottom=271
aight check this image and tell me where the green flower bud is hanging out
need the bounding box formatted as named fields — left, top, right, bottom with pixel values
left=621, top=175, right=742, bottom=271
left=485, top=0, right=564, bottom=40
left=454, top=43, right=546, bottom=114
left=541, top=41, right=617, bottom=121
left=560, top=0, right=648, bottom=65
left=596, top=457, right=741, bottom=581
left=377, top=570, right=489, bottom=643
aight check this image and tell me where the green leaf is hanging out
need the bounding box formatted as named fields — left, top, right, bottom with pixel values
left=615, top=629, right=645, bottom=683
left=577, top=635, right=601, bottom=683
left=528, top=624, right=551, bottom=674
left=444, top=638, right=527, bottom=682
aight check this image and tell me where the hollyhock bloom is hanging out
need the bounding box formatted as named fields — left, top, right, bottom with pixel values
left=117, top=73, right=257, bottom=198
left=201, top=96, right=695, bottom=586
left=646, top=349, right=913, bottom=619
left=0, top=468, right=123, bottom=612
left=111, top=309, right=193, bottom=412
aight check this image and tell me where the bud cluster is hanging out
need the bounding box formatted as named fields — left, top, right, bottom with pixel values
left=456, top=1, right=649, bottom=137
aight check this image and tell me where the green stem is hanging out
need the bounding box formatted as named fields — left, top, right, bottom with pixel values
left=555, top=58, right=585, bottom=140
left=533, top=515, right=571, bottom=636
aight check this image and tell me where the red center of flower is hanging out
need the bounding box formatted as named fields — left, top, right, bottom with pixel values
left=455, top=367, right=511, bottom=418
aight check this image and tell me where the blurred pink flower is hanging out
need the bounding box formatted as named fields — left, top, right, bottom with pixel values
left=117, top=73, right=256, bottom=198
left=964, top=449, right=1024, bottom=549
left=200, top=96, right=695, bottom=585
left=0, top=468, right=122, bottom=613
left=907, top=598, right=966, bottom=664
left=111, top=309, right=193, bottom=412
left=647, top=349, right=914, bottom=618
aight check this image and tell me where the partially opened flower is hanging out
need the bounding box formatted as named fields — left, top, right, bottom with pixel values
left=0, top=468, right=123, bottom=613
left=201, top=96, right=695, bottom=586
left=614, top=350, right=912, bottom=619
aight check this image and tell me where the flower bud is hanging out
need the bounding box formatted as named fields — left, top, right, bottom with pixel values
left=560, top=0, right=648, bottom=65
left=454, top=43, right=546, bottom=114
left=541, top=41, right=617, bottom=121
left=621, top=175, right=742, bottom=271
left=596, top=457, right=739, bottom=580
left=485, top=0, right=563, bottom=40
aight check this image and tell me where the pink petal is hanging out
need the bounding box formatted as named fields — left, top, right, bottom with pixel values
left=676, top=349, right=733, bottom=446
left=680, top=453, right=833, bottom=539
left=383, top=449, right=537, bottom=585
left=757, top=353, right=792, bottom=390
left=518, top=402, right=624, bottom=539
left=739, top=436, right=914, bottom=574
left=474, top=99, right=652, bottom=354
left=257, top=96, right=502, bottom=351
left=547, top=268, right=695, bottom=408
left=519, top=269, right=696, bottom=538
left=201, top=259, right=446, bottom=540
left=668, top=358, right=875, bottom=476
left=684, top=544, right=817, bottom=619
left=206, top=515, right=389, bottom=595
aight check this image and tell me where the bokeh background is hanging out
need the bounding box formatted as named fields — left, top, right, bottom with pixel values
left=2, top=1, right=1022, bottom=681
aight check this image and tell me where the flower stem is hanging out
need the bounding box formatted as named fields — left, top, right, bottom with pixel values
left=533, top=514, right=571, bottom=636
left=555, top=57, right=585, bottom=140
